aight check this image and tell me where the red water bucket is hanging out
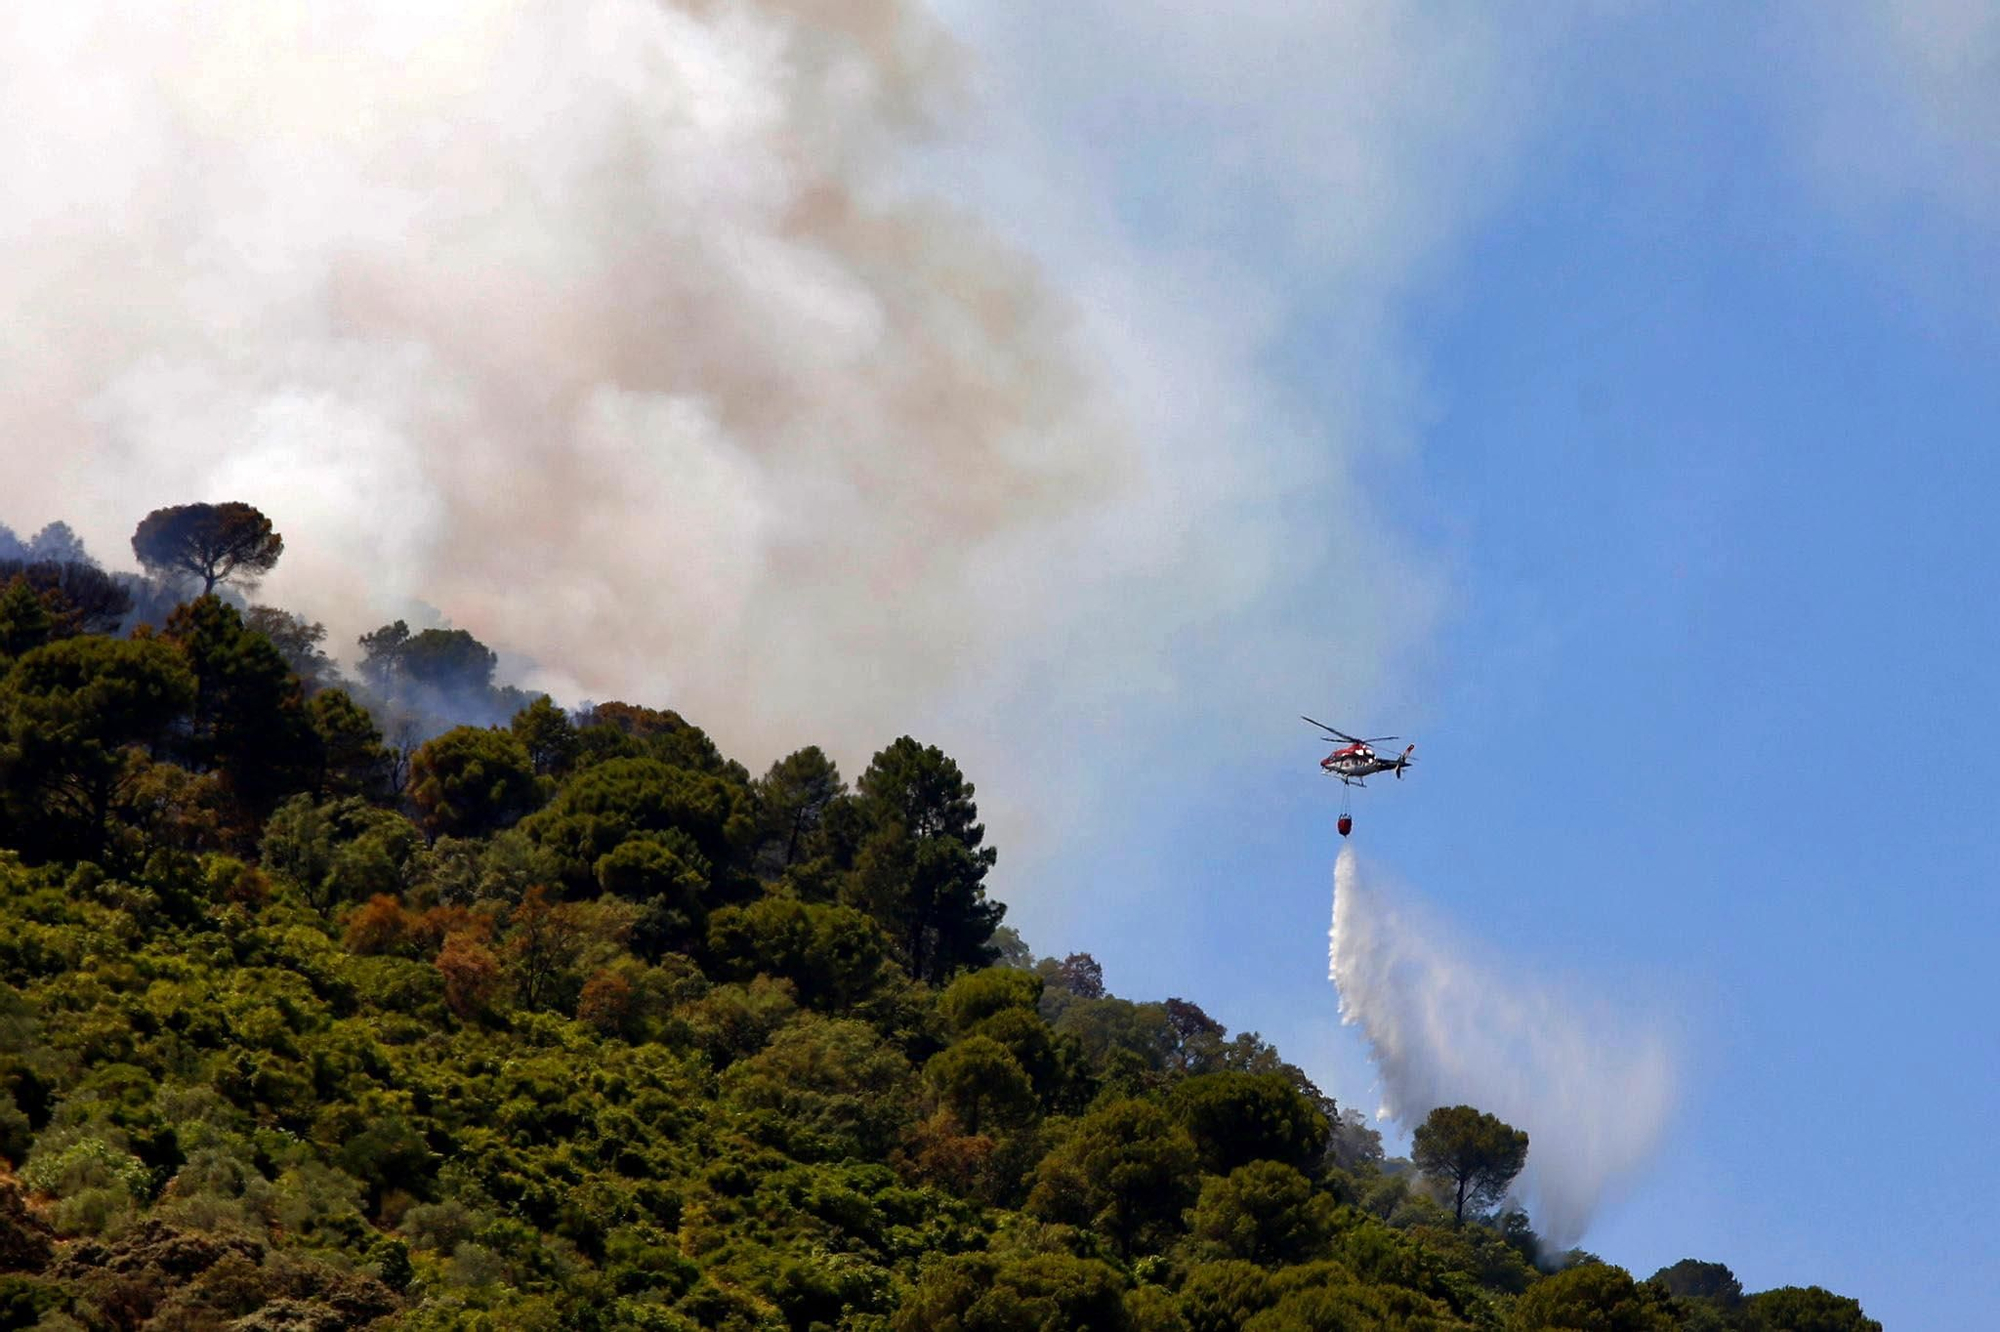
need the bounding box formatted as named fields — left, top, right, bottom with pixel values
left=1337, top=814, right=1352, bottom=837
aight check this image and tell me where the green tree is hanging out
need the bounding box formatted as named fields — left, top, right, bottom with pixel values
left=163, top=595, right=319, bottom=808
left=1244, top=1264, right=1457, bottom=1332
left=527, top=756, right=752, bottom=886
left=1187, top=1161, right=1338, bottom=1267
left=421, top=827, right=562, bottom=907
left=0, top=577, right=53, bottom=666
left=1170, top=1071, right=1330, bottom=1176
left=1411, top=1104, right=1529, bottom=1224
left=846, top=737, right=1003, bottom=984
left=245, top=605, right=338, bottom=691
left=893, top=1252, right=1133, bottom=1332
left=355, top=619, right=412, bottom=693
left=1161, top=997, right=1227, bottom=1073
left=937, top=965, right=1078, bottom=1104
left=1041, top=952, right=1106, bottom=999
left=940, top=965, right=1044, bottom=1030
left=260, top=794, right=422, bottom=912
left=1510, top=1262, right=1674, bottom=1332
left=306, top=689, right=394, bottom=800
left=704, top=896, right=893, bottom=1011
left=0, top=558, right=134, bottom=638
left=357, top=622, right=505, bottom=731
left=596, top=829, right=714, bottom=958
left=725, top=1015, right=916, bottom=1160
left=0, top=635, right=195, bottom=859
left=509, top=695, right=579, bottom=777
left=1330, top=1105, right=1385, bottom=1171
left=1742, top=1286, right=1882, bottom=1332
left=969, top=1006, right=1083, bottom=1111
left=1026, top=1097, right=1198, bottom=1255
left=1176, top=1260, right=1279, bottom=1332
left=407, top=726, right=539, bottom=839
left=595, top=830, right=709, bottom=905
left=130, top=502, right=284, bottom=594
left=579, top=700, right=739, bottom=778
left=924, top=1036, right=1035, bottom=1135
left=333, top=1109, right=436, bottom=1215
left=397, top=628, right=498, bottom=696
left=752, top=745, right=845, bottom=874
left=1650, top=1260, right=1742, bottom=1306
left=1048, top=994, right=1175, bottom=1074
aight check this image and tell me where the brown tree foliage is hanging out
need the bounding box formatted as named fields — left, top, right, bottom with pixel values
left=343, top=894, right=415, bottom=956
left=893, top=1108, right=998, bottom=1200
left=506, top=885, right=588, bottom=1010
left=409, top=904, right=494, bottom=955
left=576, top=968, right=635, bottom=1036
left=436, top=931, right=502, bottom=1020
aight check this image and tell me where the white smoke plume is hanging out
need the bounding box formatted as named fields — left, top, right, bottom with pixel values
left=0, top=2, right=1121, bottom=742
left=1328, top=845, right=1676, bottom=1248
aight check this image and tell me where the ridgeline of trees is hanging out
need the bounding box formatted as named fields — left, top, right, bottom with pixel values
left=0, top=509, right=1882, bottom=1331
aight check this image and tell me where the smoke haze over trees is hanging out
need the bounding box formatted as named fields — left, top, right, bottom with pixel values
left=0, top=3, right=1448, bottom=885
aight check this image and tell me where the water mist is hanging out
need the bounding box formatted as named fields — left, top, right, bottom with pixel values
left=1328, top=845, right=1675, bottom=1247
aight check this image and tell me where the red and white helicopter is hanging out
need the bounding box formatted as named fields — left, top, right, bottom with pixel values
left=1303, top=715, right=1414, bottom=836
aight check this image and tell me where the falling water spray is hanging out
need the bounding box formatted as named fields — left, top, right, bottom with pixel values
left=1328, top=845, right=1675, bottom=1247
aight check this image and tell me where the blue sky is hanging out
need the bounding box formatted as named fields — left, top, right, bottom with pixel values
left=932, top=4, right=2000, bottom=1326
left=6, top=3, right=1993, bottom=1324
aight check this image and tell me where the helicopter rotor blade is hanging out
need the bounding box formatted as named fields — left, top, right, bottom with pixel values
left=1300, top=715, right=1401, bottom=746
left=1301, top=715, right=1361, bottom=744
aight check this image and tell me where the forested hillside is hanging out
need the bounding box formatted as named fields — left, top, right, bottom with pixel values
left=0, top=514, right=1879, bottom=1330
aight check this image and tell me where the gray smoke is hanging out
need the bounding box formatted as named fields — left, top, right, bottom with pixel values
left=1328, top=845, right=1676, bottom=1247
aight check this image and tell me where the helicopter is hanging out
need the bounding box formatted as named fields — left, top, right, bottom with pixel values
left=1302, top=716, right=1414, bottom=836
